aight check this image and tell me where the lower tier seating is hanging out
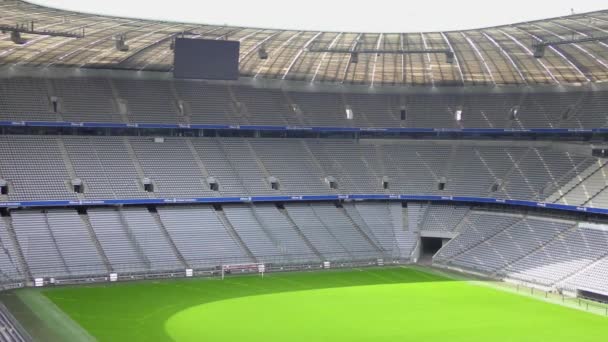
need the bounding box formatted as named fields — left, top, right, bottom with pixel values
left=434, top=209, right=608, bottom=294
left=0, top=203, right=413, bottom=280
left=0, top=202, right=606, bottom=300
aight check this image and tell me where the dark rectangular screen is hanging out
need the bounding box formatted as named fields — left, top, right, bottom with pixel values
left=173, top=38, right=240, bottom=80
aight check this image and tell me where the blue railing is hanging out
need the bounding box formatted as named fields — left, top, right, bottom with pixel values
left=0, top=120, right=604, bottom=135
left=0, top=194, right=604, bottom=215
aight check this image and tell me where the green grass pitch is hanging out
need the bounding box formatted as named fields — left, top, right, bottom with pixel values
left=36, top=267, right=608, bottom=341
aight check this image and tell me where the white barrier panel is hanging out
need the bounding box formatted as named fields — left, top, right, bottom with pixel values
left=377, top=259, right=384, bottom=266
left=185, top=269, right=193, bottom=277
left=109, top=273, right=118, bottom=282
left=323, top=261, right=331, bottom=269
left=34, top=278, right=44, bottom=287
left=579, top=222, right=608, bottom=232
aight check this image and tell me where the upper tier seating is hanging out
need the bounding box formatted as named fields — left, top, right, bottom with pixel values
left=0, top=136, right=592, bottom=204
left=2, top=77, right=608, bottom=129
left=0, top=78, right=54, bottom=121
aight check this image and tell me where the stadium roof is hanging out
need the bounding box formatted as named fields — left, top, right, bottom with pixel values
left=1, top=0, right=608, bottom=86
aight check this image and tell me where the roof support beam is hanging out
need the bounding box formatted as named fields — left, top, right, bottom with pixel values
left=0, top=22, right=85, bottom=39
left=44, top=20, right=153, bottom=67
left=516, top=27, right=589, bottom=82
left=282, top=32, right=322, bottom=79
left=118, top=26, right=202, bottom=67
left=481, top=32, right=527, bottom=84
left=370, top=33, right=383, bottom=86
left=440, top=32, right=465, bottom=85
left=559, top=19, right=608, bottom=53
left=461, top=32, right=496, bottom=85
left=533, top=23, right=608, bottom=72
left=419, top=33, right=435, bottom=86
left=341, top=33, right=362, bottom=83
left=240, top=31, right=282, bottom=63
left=81, top=23, right=186, bottom=68
left=307, top=47, right=452, bottom=54
left=499, top=29, right=559, bottom=84
left=399, top=33, right=406, bottom=84
left=0, top=16, right=82, bottom=40
left=0, top=17, right=118, bottom=61
left=532, top=33, right=608, bottom=48
left=253, top=31, right=302, bottom=78
left=311, top=32, right=342, bottom=83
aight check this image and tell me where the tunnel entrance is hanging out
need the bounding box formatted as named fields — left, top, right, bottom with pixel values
left=421, top=237, right=444, bottom=257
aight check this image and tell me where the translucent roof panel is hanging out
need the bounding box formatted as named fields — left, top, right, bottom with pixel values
left=1, top=0, right=607, bottom=86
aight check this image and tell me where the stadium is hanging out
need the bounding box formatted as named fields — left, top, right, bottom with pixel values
left=0, top=0, right=608, bottom=340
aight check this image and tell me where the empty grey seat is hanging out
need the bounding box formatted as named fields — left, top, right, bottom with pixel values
left=284, top=204, right=349, bottom=261
left=157, top=206, right=249, bottom=267
left=11, top=211, right=70, bottom=278
left=252, top=204, right=319, bottom=262
left=120, top=208, right=182, bottom=270
left=0, top=219, right=23, bottom=282
left=87, top=208, right=148, bottom=273
left=46, top=210, right=106, bottom=275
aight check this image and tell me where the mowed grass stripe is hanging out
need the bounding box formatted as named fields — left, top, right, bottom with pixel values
left=38, top=267, right=607, bottom=341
